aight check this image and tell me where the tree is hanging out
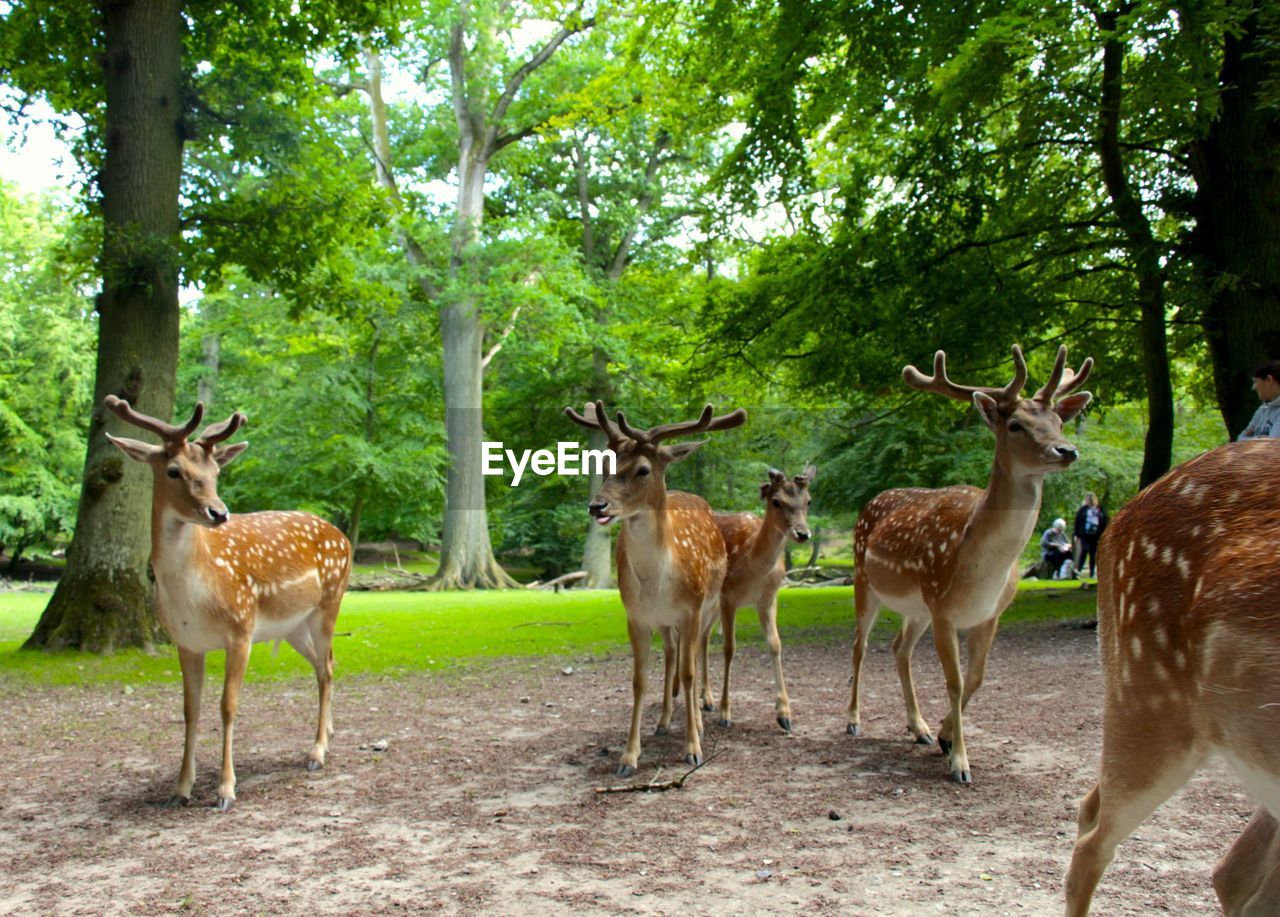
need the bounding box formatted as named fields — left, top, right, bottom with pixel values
left=355, top=1, right=598, bottom=588
left=3, top=1, right=387, bottom=650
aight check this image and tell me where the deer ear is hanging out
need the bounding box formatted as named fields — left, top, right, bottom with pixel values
left=972, top=392, right=1001, bottom=430
left=1054, top=392, right=1092, bottom=423
left=661, top=440, right=706, bottom=464
left=212, top=441, right=249, bottom=467
left=759, top=482, right=772, bottom=500
left=798, top=464, right=817, bottom=486
left=105, top=433, right=162, bottom=463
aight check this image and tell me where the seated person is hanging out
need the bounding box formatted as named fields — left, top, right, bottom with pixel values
left=1040, top=518, right=1074, bottom=578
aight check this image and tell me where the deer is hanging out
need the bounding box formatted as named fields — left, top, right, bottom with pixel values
left=690, top=466, right=816, bottom=733
left=847, top=344, right=1093, bottom=784
left=1064, top=438, right=1280, bottom=915
left=103, top=395, right=351, bottom=810
left=564, top=401, right=746, bottom=777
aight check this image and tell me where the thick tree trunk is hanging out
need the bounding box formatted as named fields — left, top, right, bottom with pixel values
left=196, top=333, right=219, bottom=407
left=26, top=0, right=185, bottom=651
left=431, top=150, right=518, bottom=589
left=1191, top=4, right=1280, bottom=438
left=1096, top=9, right=1173, bottom=489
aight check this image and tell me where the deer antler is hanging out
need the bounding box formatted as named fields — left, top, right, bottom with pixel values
left=564, top=401, right=623, bottom=443
left=903, top=346, right=1028, bottom=405
left=197, top=412, right=248, bottom=448
left=1032, top=345, right=1093, bottom=404
left=104, top=395, right=204, bottom=443
left=646, top=405, right=746, bottom=444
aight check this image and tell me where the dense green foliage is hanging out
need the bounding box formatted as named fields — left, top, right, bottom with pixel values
left=1, top=0, right=1261, bottom=585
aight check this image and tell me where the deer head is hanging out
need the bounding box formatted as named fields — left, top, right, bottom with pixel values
left=761, top=466, right=816, bottom=543
left=903, top=344, right=1092, bottom=476
left=104, top=395, right=248, bottom=527
left=564, top=401, right=747, bottom=525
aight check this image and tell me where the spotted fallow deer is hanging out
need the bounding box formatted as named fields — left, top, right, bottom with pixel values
left=1065, top=439, right=1280, bottom=916
left=104, top=395, right=351, bottom=810
left=847, top=344, right=1092, bottom=783
left=564, top=401, right=746, bottom=777
left=691, top=466, right=816, bottom=733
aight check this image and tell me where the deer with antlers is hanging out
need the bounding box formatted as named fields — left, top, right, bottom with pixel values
left=847, top=345, right=1092, bottom=783
left=691, top=466, right=816, bottom=733
left=104, top=395, right=351, bottom=810
left=1065, top=439, right=1280, bottom=915
left=565, top=401, right=746, bottom=777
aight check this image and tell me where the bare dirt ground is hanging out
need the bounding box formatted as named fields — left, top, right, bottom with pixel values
left=0, top=622, right=1251, bottom=915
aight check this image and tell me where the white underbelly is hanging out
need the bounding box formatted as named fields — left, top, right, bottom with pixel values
left=1221, top=751, right=1280, bottom=819
left=252, top=610, right=315, bottom=643
left=866, top=575, right=931, bottom=620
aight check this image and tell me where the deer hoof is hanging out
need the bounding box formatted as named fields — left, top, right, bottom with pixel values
left=307, top=758, right=324, bottom=772
left=777, top=716, right=792, bottom=733
left=937, top=736, right=951, bottom=754
left=701, top=701, right=714, bottom=712
left=916, top=733, right=936, bottom=747
left=950, top=768, right=972, bottom=785
left=654, top=724, right=669, bottom=736
left=215, top=796, right=235, bottom=812
left=847, top=723, right=862, bottom=737
left=684, top=753, right=704, bottom=767
left=162, top=794, right=191, bottom=808
left=615, top=763, right=636, bottom=778
left=717, top=717, right=732, bottom=728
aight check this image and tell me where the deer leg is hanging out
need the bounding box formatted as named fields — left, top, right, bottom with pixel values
left=893, top=616, right=934, bottom=745
left=717, top=600, right=737, bottom=727
left=216, top=638, right=251, bottom=811
left=1065, top=747, right=1204, bottom=916
left=699, top=619, right=715, bottom=712
left=1214, top=807, right=1280, bottom=917
left=618, top=618, right=651, bottom=777
left=656, top=626, right=675, bottom=736
left=306, top=614, right=336, bottom=770
left=931, top=620, right=970, bottom=782
left=938, top=615, right=1000, bottom=751
left=169, top=647, right=205, bottom=806
left=846, top=576, right=880, bottom=737
left=679, top=610, right=704, bottom=766
left=755, top=592, right=791, bottom=733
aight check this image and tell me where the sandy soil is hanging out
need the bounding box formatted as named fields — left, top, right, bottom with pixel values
left=0, top=622, right=1251, bottom=915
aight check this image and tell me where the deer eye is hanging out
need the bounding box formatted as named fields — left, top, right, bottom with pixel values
left=771, top=498, right=781, bottom=508
left=635, top=466, right=650, bottom=478
left=166, top=466, right=181, bottom=479
left=1008, top=421, right=1023, bottom=433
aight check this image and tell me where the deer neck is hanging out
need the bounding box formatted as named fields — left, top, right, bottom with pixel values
left=150, top=495, right=210, bottom=578
left=748, top=508, right=789, bottom=566
left=619, top=488, right=679, bottom=582
left=968, top=455, right=1045, bottom=555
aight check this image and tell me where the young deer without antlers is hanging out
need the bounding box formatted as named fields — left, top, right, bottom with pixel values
left=848, top=345, right=1092, bottom=783
left=104, top=395, right=351, bottom=810
left=565, top=401, right=746, bottom=777
left=1065, top=439, right=1280, bottom=916
left=693, top=466, right=816, bottom=733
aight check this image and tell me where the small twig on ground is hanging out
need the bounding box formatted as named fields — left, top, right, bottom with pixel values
left=593, top=750, right=723, bottom=794
left=511, top=621, right=573, bottom=629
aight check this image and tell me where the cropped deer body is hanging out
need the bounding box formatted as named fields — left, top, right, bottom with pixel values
left=105, top=396, right=351, bottom=810
left=847, top=345, right=1092, bottom=783
left=693, top=466, right=816, bottom=732
left=1065, top=439, right=1280, bottom=915
left=566, top=401, right=746, bottom=777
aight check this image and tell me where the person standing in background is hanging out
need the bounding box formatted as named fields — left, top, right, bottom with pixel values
left=1073, top=492, right=1108, bottom=579
left=1238, top=361, right=1280, bottom=440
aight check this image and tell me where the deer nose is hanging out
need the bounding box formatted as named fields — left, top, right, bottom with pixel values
left=1054, top=445, right=1078, bottom=462
left=207, top=506, right=229, bottom=525
left=793, top=528, right=811, bottom=542
left=588, top=500, right=609, bottom=517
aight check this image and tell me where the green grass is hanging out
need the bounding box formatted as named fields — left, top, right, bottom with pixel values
left=0, top=581, right=1097, bottom=689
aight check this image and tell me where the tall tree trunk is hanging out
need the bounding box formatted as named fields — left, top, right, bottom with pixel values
left=1191, top=3, right=1280, bottom=437
left=1096, top=8, right=1174, bottom=489
left=27, top=0, right=185, bottom=651
left=432, top=148, right=518, bottom=589
left=196, top=333, right=219, bottom=407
